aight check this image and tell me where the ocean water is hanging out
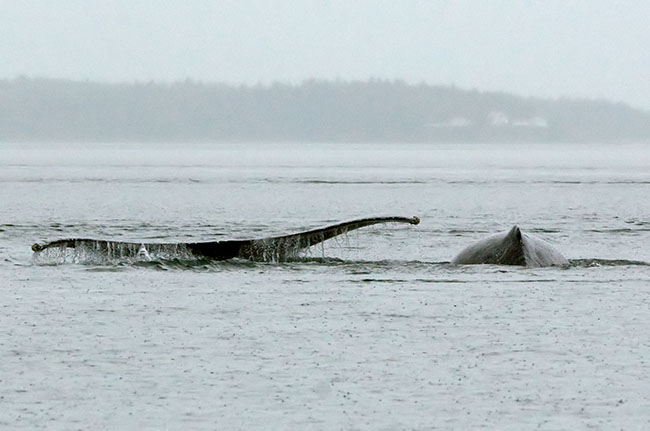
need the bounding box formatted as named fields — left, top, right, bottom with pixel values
left=1, top=142, right=650, bottom=430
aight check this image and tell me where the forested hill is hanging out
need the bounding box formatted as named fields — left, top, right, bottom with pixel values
left=1, top=78, right=649, bottom=142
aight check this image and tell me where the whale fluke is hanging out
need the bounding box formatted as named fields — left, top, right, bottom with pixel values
left=31, top=216, right=420, bottom=262
left=451, top=225, right=568, bottom=267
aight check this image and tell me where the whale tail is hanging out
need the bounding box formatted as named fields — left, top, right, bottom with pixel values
left=31, top=216, right=420, bottom=262
left=236, top=215, right=420, bottom=261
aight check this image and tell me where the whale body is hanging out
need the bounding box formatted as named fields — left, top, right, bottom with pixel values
left=451, top=226, right=568, bottom=267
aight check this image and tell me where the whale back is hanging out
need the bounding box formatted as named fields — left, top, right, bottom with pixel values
left=451, top=226, right=568, bottom=267
left=520, top=231, right=569, bottom=267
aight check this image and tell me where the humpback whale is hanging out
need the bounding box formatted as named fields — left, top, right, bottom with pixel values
left=31, top=216, right=420, bottom=262
left=32, top=218, right=568, bottom=267
left=452, top=225, right=568, bottom=267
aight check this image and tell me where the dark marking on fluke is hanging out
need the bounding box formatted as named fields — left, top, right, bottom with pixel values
left=31, top=216, right=420, bottom=262
left=451, top=225, right=568, bottom=268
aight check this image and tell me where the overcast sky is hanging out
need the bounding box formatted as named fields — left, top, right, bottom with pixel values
left=1, top=0, right=649, bottom=109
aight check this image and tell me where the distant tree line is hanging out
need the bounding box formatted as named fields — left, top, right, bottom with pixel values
left=1, top=77, right=649, bottom=142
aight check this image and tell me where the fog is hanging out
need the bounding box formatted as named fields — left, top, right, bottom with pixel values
left=1, top=1, right=649, bottom=110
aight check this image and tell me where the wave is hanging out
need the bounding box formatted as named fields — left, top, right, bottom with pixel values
left=30, top=245, right=649, bottom=271
left=5, top=176, right=650, bottom=186
left=587, top=228, right=650, bottom=233
left=569, top=258, right=650, bottom=267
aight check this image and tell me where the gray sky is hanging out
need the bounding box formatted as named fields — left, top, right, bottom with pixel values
left=2, top=0, right=649, bottom=109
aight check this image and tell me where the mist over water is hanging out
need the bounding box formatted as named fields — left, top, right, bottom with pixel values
left=2, top=142, right=650, bottom=429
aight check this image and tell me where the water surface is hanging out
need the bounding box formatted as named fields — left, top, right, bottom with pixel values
left=1, top=142, right=649, bottom=429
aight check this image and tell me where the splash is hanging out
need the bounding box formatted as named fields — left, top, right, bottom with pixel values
left=32, top=240, right=195, bottom=265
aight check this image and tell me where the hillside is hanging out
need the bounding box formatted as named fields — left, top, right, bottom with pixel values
left=1, top=78, right=649, bottom=142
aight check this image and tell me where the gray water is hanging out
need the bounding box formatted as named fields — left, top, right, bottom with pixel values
left=1, top=142, right=650, bottom=430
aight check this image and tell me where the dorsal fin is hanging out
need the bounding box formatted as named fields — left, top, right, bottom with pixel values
left=498, top=225, right=525, bottom=265
left=505, top=225, right=522, bottom=242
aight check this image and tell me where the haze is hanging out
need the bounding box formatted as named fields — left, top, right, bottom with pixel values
left=1, top=0, right=649, bottom=110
